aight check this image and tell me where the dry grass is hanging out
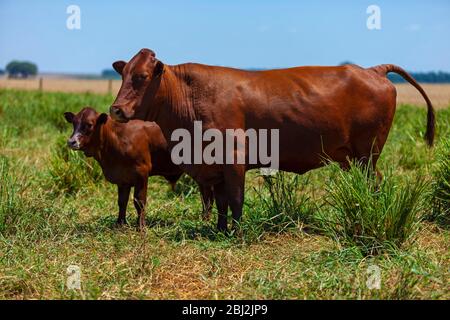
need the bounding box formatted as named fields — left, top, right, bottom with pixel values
left=0, top=77, right=449, bottom=108
left=2, top=229, right=446, bottom=299
left=396, top=84, right=450, bottom=109
left=0, top=77, right=122, bottom=95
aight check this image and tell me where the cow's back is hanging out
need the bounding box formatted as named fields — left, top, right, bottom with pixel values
left=185, top=63, right=397, bottom=173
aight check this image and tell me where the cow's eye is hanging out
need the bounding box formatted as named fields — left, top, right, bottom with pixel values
left=132, top=73, right=148, bottom=84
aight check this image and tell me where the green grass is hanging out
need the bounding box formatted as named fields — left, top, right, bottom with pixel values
left=46, top=135, right=103, bottom=196
left=0, top=156, right=18, bottom=233
left=0, top=88, right=448, bottom=299
left=429, top=140, right=450, bottom=228
left=242, top=172, right=315, bottom=241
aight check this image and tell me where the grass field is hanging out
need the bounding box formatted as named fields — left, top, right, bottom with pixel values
left=0, top=88, right=449, bottom=299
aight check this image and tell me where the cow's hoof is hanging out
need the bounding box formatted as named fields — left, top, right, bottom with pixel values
left=137, top=226, right=146, bottom=233
left=217, top=225, right=228, bottom=234
left=136, top=221, right=146, bottom=232
left=116, top=219, right=127, bottom=227
left=202, top=212, right=211, bottom=221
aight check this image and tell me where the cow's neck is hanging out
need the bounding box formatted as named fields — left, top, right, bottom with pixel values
left=84, top=121, right=116, bottom=164
left=149, top=64, right=208, bottom=178
left=152, top=64, right=198, bottom=138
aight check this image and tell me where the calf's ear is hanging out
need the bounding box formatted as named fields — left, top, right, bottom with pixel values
left=64, top=112, right=75, bottom=123
left=112, top=60, right=126, bottom=75
left=97, top=113, right=108, bottom=125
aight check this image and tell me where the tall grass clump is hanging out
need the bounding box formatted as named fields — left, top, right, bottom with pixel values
left=429, top=140, right=450, bottom=228
left=46, top=135, right=103, bottom=195
left=0, top=157, right=19, bottom=233
left=243, top=172, right=314, bottom=240
left=0, top=157, right=69, bottom=238
left=318, top=161, right=428, bottom=255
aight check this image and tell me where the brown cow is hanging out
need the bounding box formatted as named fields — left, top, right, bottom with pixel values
left=109, top=48, right=435, bottom=231
left=64, top=107, right=214, bottom=230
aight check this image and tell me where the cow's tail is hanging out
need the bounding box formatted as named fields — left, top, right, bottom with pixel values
left=369, top=64, right=435, bottom=147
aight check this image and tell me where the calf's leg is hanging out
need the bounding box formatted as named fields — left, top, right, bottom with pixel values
left=214, top=182, right=228, bottom=232
left=133, top=178, right=148, bottom=231
left=199, top=184, right=214, bottom=221
left=117, top=185, right=131, bottom=225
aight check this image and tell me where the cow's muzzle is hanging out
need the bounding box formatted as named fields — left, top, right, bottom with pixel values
left=110, top=106, right=129, bottom=123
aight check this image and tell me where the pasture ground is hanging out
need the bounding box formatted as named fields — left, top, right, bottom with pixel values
left=0, top=89, right=448, bottom=299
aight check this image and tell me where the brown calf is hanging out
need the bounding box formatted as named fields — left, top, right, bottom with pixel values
left=109, top=49, right=435, bottom=231
left=64, top=107, right=214, bottom=230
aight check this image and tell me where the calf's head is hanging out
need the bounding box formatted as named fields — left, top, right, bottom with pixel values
left=64, top=107, right=108, bottom=152
left=110, top=48, right=164, bottom=122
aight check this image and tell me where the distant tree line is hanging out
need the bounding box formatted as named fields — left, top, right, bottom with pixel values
left=387, top=72, right=450, bottom=83
left=339, top=61, right=450, bottom=83
left=101, top=69, right=121, bottom=79
left=9, top=62, right=447, bottom=83
left=2, top=60, right=449, bottom=83
left=4, top=61, right=38, bottom=78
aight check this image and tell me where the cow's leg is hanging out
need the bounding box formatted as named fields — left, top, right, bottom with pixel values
left=166, top=173, right=182, bottom=192
left=353, top=138, right=384, bottom=183
left=224, top=165, right=246, bottom=230
left=369, top=154, right=383, bottom=183
left=335, top=143, right=383, bottom=184
left=117, top=185, right=131, bottom=226
left=332, top=146, right=353, bottom=171
left=199, top=184, right=214, bottom=221
left=133, top=177, right=148, bottom=231
left=339, top=161, right=351, bottom=171
left=214, top=181, right=228, bottom=232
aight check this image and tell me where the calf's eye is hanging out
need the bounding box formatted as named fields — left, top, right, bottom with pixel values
left=81, top=123, right=92, bottom=131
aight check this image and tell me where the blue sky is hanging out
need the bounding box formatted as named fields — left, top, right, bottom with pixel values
left=1, top=0, right=449, bottom=74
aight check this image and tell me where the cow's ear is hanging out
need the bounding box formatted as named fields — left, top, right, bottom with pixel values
left=154, top=60, right=164, bottom=77
left=97, top=113, right=108, bottom=125
left=64, top=112, right=75, bottom=123
left=112, top=60, right=126, bottom=75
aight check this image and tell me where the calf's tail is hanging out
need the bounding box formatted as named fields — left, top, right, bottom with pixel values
left=370, top=64, right=435, bottom=146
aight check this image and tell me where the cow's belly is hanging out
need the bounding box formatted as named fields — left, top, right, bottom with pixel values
left=244, top=110, right=351, bottom=170
left=102, top=165, right=139, bottom=186
left=240, top=80, right=393, bottom=171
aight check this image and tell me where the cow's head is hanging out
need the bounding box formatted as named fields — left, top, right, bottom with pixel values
left=110, top=48, right=164, bottom=122
left=64, top=107, right=108, bottom=151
